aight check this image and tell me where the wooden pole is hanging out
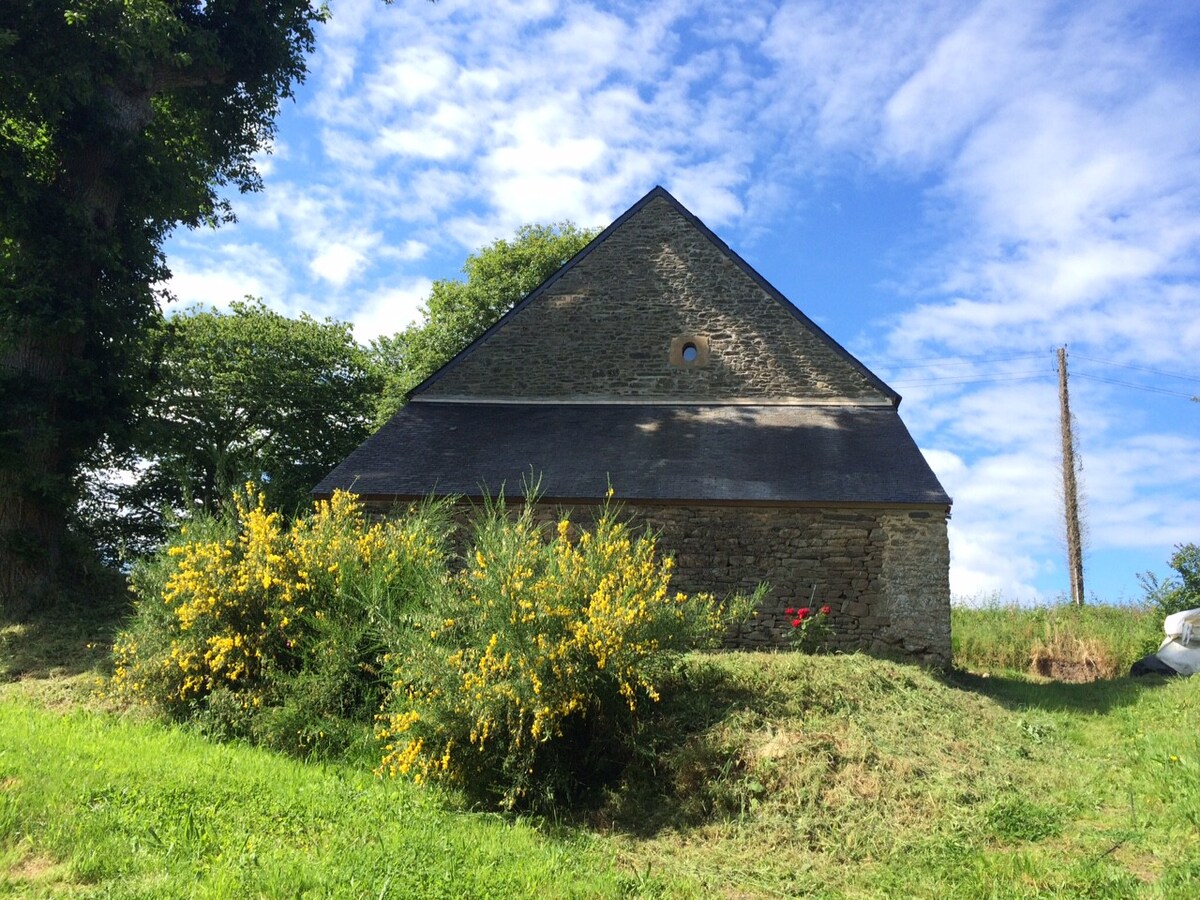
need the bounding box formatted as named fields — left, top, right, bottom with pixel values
left=1058, top=347, right=1085, bottom=606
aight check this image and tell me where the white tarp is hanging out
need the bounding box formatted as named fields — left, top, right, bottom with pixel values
left=1155, top=608, right=1200, bottom=676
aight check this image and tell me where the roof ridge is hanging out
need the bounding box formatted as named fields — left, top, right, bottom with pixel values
left=408, top=186, right=670, bottom=399
left=407, top=185, right=899, bottom=406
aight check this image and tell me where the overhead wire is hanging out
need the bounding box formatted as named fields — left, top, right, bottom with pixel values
left=869, top=349, right=1197, bottom=400
left=1071, top=373, right=1199, bottom=399
left=889, top=372, right=1050, bottom=387
left=1070, top=353, right=1200, bottom=385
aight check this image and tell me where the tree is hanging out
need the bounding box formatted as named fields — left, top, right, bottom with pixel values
left=1140, top=544, right=1200, bottom=624
left=373, top=223, right=599, bottom=423
left=1, top=2, right=326, bottom=610
left=83, top=300, right=381, bottom=559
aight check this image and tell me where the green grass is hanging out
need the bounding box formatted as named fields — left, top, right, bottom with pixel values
left=597, top=653, right=1200, bottom=897
left=952, top=600, right=1164, bottom=678
left=0, top=701, right=643, bottom=898
left=3, top=599, right=1199, bottom=897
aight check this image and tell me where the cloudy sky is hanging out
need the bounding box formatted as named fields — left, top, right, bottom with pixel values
left=162, top=0, right=1200, bottom=604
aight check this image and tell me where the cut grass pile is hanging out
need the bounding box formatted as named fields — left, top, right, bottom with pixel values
left=3, top=599, right=1199, bottom=897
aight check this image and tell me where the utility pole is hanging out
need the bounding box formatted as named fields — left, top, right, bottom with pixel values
left=1058, top=347, right=1085, bottom=606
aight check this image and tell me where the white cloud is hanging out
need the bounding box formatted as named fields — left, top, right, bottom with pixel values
left=350, top=278, right=433, bottom=342
left=161, top=243, right=290, bottom=311
left=309, top=232, right=380, bottom=286
left=158, top=0, right=1200, bottom=602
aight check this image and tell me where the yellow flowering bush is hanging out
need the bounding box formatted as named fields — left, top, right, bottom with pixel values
left=111, top=485, right=452, bottom=754
left=377, top=495, right=757, bottom=809
left=111, top=481, right=757, bottom=794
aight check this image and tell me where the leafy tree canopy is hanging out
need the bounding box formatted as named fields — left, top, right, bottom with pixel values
left=1140, top=543, right=1200, bottom=623
left=83, top=300, right=381, bottom=560
left=373, top=222, right=599, bottom=423
left=1, top=1, right=327, bottom=609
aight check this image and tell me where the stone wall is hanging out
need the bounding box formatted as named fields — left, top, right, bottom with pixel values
left=621, top=503, right=951, bottom=666
left=417, top=194, right=890, bottom=405
left=372, top=497, right=951, bottom=666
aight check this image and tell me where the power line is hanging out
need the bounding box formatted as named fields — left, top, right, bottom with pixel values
left=869, top=349, right=1199, bottom=400
left=890, top=372, right=1051, bottom=387
left=1071, top=373, right=1199, bottom=399
left=880, top=353, right=1047, bottom=370
left=1071, top=353, right=1200, bottom=385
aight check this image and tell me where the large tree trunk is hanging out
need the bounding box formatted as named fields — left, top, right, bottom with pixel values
left=0, top=328, right=78, bottom=615
left=0, top=104, right=134, bottom=615
left=0, top=474, right=67, bottom=616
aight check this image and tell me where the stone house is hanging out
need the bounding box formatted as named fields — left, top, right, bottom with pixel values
left=315, top=187, right=953, bottom=665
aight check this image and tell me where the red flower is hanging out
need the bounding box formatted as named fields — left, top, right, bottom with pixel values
left=785, top=607, right=795, bottom=615
left=820, top=605, right=832, bottom=615
left=791, top=618, right=802, bottom=627
left=797, top=608, right=810, bottom=620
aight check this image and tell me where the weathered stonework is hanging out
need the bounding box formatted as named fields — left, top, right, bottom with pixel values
left=372, top=498, right=952, bottom=667
left=616, top=503, right=951, bottom=666
left=418, top=194, right=889, bottom=404
left=330, top=187, right=953, bottom=667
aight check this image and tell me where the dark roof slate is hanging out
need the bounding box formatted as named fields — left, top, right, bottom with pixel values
left=313, top=401, right=951, bottom=507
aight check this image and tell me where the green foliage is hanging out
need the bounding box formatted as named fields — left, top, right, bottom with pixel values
left=111, top=486, right=453, bottom=757
left=0, top=1, right=326, bottom=608
left=81, top=300, right=381, bottom=560
left=372, top=222, right=599, bottom=423
left=8, top=596, right=1200, bottom=896
left=377, top=495, right=756, bottom=810
left=112, top=481, right=755, bottom=807
left=1139, top=543, right=1200, bottom=625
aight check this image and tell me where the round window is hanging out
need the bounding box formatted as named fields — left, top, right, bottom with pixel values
left=681, top=342, right=698, bottom=362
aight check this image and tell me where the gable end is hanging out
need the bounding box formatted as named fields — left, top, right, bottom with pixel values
left=412, top=187, right=898, bottom=406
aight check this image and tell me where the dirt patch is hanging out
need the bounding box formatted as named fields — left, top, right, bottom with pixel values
left=1030, top=656, right=1101, bottom=683
left=7, top=852, right=59, bottom=882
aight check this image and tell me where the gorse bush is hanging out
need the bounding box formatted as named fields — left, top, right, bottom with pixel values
left=377, top=493, right=759, bottom=810
left=112, top=486, right=452, bottom=755
left=112, top=485, right=756, bottom=805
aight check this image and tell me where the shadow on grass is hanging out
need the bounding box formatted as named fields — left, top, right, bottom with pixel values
left=944, top=667, right=1179, bottom=715
left=0, top=585, right=131, bottom=682
left=573, top=660, right=774, bottom=839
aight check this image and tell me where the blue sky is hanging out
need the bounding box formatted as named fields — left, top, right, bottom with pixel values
left=162, top=0, right=1200, bottom=604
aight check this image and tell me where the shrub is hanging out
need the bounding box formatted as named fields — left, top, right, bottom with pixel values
left=111, top=483, right=758, bottom=804
left=1140, top=543, right=1200, bottom=626
left=376, top=494, right=759, bottom=810
left=111, top=486, right=452, bottom=755
left=786, top=602, right=834, bottom=652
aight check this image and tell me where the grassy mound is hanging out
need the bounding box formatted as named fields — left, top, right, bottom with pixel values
left=597, top=651, right=1198, bottom=896
left=3, top=601, right=1198, bottom=897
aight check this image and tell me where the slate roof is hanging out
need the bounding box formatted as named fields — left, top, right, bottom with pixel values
left=313, top=402, right=951, bottom=507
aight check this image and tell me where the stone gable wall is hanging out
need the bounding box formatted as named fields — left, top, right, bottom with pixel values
left=418, top=195, right=889, bottom=404
left=629, top=504, right=951, bottom=666
left=368, top=497, right=951, bottom=666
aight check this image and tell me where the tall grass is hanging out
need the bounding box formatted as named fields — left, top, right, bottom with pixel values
left=952, top=599, right=1163, bottom=678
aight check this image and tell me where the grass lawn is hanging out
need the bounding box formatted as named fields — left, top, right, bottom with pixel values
left=3, top=600, right=1198, bottom=897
